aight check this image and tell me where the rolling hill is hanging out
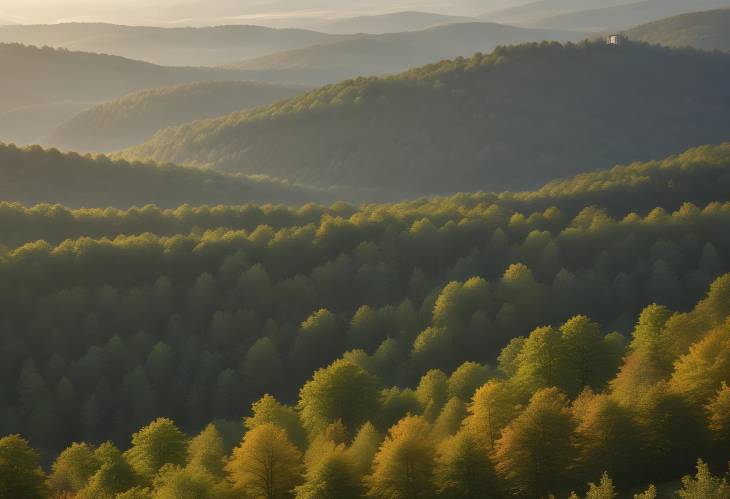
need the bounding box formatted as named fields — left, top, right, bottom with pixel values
left=225, top=22, right=583, bottom=82
left=625, top=9, right=730, bottom=52
left=121, top=41, right=730, bottom=198
left=529, top=0, right=730, bottom=31
left=0, top=43, right=315, bottom=146
left=47, top=81, right=305, bottom=153
left=0, top=23, right=335, bottom=66
left=311, top=11, right=473, bottom=34
left=0, top=142, right=328, bottom=208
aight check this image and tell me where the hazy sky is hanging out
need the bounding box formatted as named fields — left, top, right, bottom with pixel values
left=0, top=0, right=518, bottom=25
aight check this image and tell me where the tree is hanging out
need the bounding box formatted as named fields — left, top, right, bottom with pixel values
left=493, top=387, right=576, bottom=497
left=447, top=362, right=491, bottom=401
left=462, top=380, right=516, bottom=450
left=633, top=485, right=657, bottom=499
left=416, top=369, right=449, bottom=422
left=560, top=316, right=612, bottom=393
left=187, top=423, right=226, bottom=477
left=573, top=393, right=642, bottom=485
left=246, top=394, right=308, bottom=450
left=432, top=397, right=467, bottom=438
left=434, top=429, right=501, bottom=499
left=125, top=418, right=189, bottom=481
left=294, top=443, right=364, bottom=499
left=347, top=422, right=383, bottom=475
left=49, top=442, right=100, bottom=494
left=243, top=337, right=283, bottom=396
left=511, top=326, right=570, bottom=398
left=670, top=327, right=730, bottom=405
left=77, top=442, right=138, bottom=499
left=585, top=473, right=617, bottom=499
left=298, top=359, right=379, bottom=435
left=676, top=459, right=730, bottom=499
left=366, top=415, right=437, bottom=499
left=151, top=464, right=235, bottom=499
left=0, top=435, right=49, bottom=499
left=226, top=423, right=303, bottom=499
left=707, top=383, right=730, bottom=453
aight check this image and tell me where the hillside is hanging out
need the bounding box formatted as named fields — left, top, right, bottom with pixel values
left=225, top=22, right=583, bottom=82
left=0, top=22, right=335, bottom=66
left=530, top=0, right=730, bottom=31
left=0, top=143, right=328, bottom=208
left=47, top=81, right=305, bottom=153
left=312, top=11, right=473, bottom=34
left=625, top=8, right=730, bottom=51
left=122, top=42, right=730, bottom=197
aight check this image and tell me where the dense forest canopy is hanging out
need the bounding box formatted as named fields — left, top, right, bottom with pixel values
left=2, top=142, right=730, bottom=471
left=121, top=41, right=730, bottom=197
left=0, top=143, right=329, bottom=209
left=47, top=81, right=305, bottom=153
left=625, top=8, right=730, bottom=52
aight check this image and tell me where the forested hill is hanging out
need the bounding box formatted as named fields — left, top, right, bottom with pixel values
left=625, top=8, right=730, bottom=52
left=47, top=81, right=305, bottom=153
left=0, top=143, right=329, bottom=208
left=121, top=41, right=730, bottom=197
left=0, top=43, right=260, bottom=114
left=224, top=22, right=582, bottom=84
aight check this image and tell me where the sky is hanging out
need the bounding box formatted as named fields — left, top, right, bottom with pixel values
left=0, top=0, right=520, bottom=26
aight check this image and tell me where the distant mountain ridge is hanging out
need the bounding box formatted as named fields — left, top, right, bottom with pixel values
left=529, top=0, right=730, bottom=30
left=225, top=22, right=584, bottom=82
left=625, top=8, right=730, bottom=51
left=310, top=11, right=473, bottom=34
left=121, top=41, right=730, bottom=198
left=0, top=22, right=337, bottom=66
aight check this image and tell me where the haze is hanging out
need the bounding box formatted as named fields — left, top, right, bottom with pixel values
left=0, top=0, right=521, bottom=25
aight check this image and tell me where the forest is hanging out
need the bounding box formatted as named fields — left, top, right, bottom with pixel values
left=1, top=4, right=729, bottom=498
left=120, top=41, right=730, bottom=196
left=1, top=141, right=729, bottom=497
left=47, top=81, right=304, bottom=153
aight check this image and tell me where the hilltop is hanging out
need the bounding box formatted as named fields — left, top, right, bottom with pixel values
left=625, top=8, right=730, bottom=51
left=121, top=42, right=730, bottom=197
left=0, top=143, right=328, bottom=208
left=47, top=81, right=305, bottom=153
left=311, top=11, right=472, bottom=34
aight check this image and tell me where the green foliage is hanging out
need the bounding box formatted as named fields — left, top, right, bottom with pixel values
left=0, top=434, right=49, bottom=499
left=121, top=43, right=730, bottom=197
left=298, top=359, right=380, bottom=435
left=677, top=460, right=730, bottom=499
left=125, top=418, right=189, bottom=481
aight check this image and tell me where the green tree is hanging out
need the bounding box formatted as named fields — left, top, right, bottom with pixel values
left=585, top=473, right=617, bottom=499
left=347, top=422, right=383, bottom=475
left=187, top=423, right=226, bottom=477
left=416, top=369, right=449, bottom=422
left=48, top=442, right=100, bottom=494
left=125, top=418, right=189, bottom=481
left=0, top=435, right=49, bottom=499
left=493, top=387, right=576, bottom=497
left=77, top=442, right=138, bottom=499
left=462, top=380, right=516, bottom=450
left=298, top=359, right=379, bottom=435
left=366, top=415, right=436, bottom=499
left=294, top=443, right=364, bottom=499
left=246, top=394, right=308, bottom=450
left=434, top=429, right=501, bottom=499
left=226, top=423, right=303, bottom=499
